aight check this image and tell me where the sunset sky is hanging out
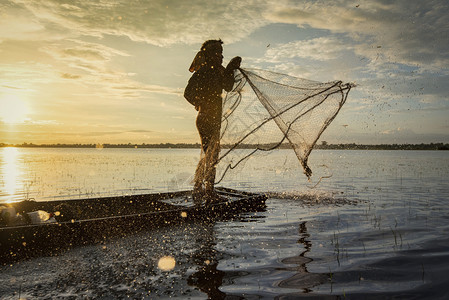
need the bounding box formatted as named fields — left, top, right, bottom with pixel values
left=1, top=0, right=448, bottom=145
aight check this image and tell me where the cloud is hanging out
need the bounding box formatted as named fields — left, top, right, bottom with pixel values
left=0, top=62, right=60, bottom=89
left=81, top=131, right=139, bottom=137
left=39, top=39, right=181, bottom=98
left=265, top=37, right=351, bottom=62
left=111, top=84, right=183, bottom=96
left=10, top=0, right=271, bottom=46
left=1, top=85, right=28, bottom=90
left=41, top=39, right=129, bottom=66
left=6, top=0, right=449, bottom=69
left=62, top=48, right=107, bottom=61
left=265, top=0, right=449, bottom=69
left=419, top=94, right=449, bottom=104
left=0, top=2, right=45, bottom=41
left=376, top=127, right=449, bottom=143
left=380, top=127, right=415, bottom=136
left=127, top=129, right=153, bottom=133
left=322, top=125, right=449, bottom=144
left=61, top=73, right=81, bottom=79
left=1, top=0, right=448, bottom=145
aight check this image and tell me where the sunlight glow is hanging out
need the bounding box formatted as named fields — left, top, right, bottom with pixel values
left=0, top=147, right=22, bottom=202
left=0, top=94, right=30, bottom=124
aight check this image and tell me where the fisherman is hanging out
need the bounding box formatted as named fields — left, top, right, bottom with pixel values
left=184, top=39, right=241, bottom=203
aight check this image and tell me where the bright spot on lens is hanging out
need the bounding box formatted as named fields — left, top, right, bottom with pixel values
left=158, top=256, right=176, bottom=271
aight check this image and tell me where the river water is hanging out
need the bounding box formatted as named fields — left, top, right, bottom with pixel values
left=1, top=148, right=448, bottom=299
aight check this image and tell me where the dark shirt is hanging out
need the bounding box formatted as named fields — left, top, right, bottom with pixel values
left=184, top=64, right=235, bottom=118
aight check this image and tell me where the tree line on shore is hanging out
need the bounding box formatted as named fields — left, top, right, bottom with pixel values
left=1, top=142, right=448, bottom=150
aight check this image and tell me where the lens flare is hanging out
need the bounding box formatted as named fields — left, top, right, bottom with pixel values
left=157, top=256, right=176, bottom=271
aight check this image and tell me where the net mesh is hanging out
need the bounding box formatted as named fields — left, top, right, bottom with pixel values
left=216, top=68, right=353, bottom=183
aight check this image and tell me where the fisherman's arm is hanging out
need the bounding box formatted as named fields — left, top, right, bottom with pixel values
left=223, top=56, right=242, bottom=92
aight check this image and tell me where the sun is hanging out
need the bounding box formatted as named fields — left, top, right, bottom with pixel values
left=0, top=94, right=30, bottom=124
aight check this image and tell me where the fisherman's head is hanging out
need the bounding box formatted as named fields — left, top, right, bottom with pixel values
left=189, top=39, right=223, bottom=72
left=201, top=39, right=223, bottom=65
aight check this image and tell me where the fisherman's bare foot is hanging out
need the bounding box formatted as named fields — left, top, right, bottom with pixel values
left=192, top=187, right=205, bottom=206
left=204, top=190, right=222, bottom=206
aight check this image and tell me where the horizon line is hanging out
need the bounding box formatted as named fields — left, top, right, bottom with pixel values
left=1, top=142, right=448, bottom=150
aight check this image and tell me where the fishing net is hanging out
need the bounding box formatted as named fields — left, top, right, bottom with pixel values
left=215, top=68, right=353, bottom=183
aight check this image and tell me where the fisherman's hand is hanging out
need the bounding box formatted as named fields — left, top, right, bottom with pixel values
left=227, top=56, right=242, bottom=70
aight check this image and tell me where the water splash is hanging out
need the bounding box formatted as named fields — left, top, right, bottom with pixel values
left=265, top=190, right=359, bottom=206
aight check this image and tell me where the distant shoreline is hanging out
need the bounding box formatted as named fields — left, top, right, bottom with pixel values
left=1, top=142, right=448, bottom=150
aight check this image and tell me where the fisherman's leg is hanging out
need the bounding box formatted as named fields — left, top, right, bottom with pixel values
left=204, top=131, right=221, bottom=203
left=193, top=151, right=206, bottom=204
left=193, top=154, right=205, bottom=189
left=194, top=114, right=211, bottom=203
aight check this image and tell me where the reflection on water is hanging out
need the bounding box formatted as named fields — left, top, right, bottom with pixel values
left=0, top=147, right=23, bottom=202
left=278, top=222, right=328, bottom=294
left=214, top=211, right=333, bottom=298
left=187, top=221, right=227, bottom=299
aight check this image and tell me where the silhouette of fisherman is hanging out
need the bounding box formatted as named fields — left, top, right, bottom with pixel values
left=184, top=40, right=241, bottom=203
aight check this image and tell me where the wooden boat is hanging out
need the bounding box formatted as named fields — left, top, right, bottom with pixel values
left=0, top=187, right=266, bottom=264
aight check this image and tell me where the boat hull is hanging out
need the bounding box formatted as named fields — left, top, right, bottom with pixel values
left=0, top=187, right=266, bottom=264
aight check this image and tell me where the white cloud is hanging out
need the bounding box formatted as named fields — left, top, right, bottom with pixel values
left=41, top=39, right=129, bottom=64
left=419, top=95, right=448, bottom=104
left=265, top=0, right=449, bottom=70
left=270, top=62, right=315, bottom=79
left=265, top=37, right=350, bottom=61
left=39, top=39, right=181, bottom=98
left=380, top=127, right=415, bottom=136
left=0, top=62, right=60, bottom=89
left=11, top=0, right=271, bottom=46
left=6, top=0, right=449, bottom=69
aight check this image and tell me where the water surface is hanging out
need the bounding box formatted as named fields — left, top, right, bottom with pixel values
left=1, top=148, right=448, bottom=299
